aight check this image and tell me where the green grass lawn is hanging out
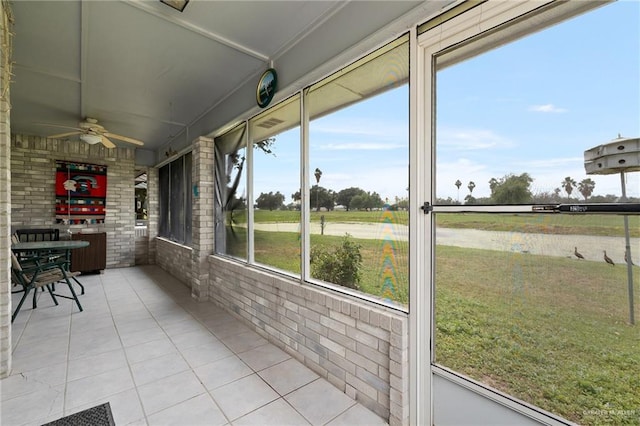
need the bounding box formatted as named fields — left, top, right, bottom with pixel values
left=435, top=245, right=639, bottom=425
left=248, top=229, right=410, bottom=304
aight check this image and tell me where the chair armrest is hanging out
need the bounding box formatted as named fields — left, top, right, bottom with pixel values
left=18, top=258, right=69, bottom=275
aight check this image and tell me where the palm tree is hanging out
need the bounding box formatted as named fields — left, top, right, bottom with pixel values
left=562, top=176, right=577, bottom=201
left=468, top=181, right=476, bottom=195
left=314, top=168, right=322, bottom=211
left=578, top=178, right=596, bottom=201
left=455, top=179, right=462, bottom=202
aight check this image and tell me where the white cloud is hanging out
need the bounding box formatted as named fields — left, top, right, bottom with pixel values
left=515, top=156, right=584, bottom=170
left=319, top=142, right=405, bottom=151
left=436, top=157, right=640, bottom=200
left=437, top=158, right=494, bottom=199
left=311, top=117, right=408, bottom=152
left=312, top=119, right=407, bottom=140
left=321, top=166, right=409, bottom=202
left=437, top=128, right=514, bottom=151
left=529, top=104, right=568, bottom=113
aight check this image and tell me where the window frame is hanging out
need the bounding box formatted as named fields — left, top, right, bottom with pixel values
left=248, top=93, right=302, bottom=277
left=213, top=35, right=411, bottom=312
left=417, top=1, right=614, bottom=425
left=158, top=152, right=193, bottom=245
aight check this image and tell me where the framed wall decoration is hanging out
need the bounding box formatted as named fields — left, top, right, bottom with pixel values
left=55, top=160, right=107, bottom=224
left=256, top=68, right=277, bottom=108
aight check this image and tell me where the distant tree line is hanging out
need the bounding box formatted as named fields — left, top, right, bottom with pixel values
left=253, top=167, right=396, bottom=212
left=254, top=172, right=636, bottom=210
left=442, top=174, right=638, bottom=205
left=288, top=186, right=386, bottom=212
left=249, top=186, right=399, bottom=212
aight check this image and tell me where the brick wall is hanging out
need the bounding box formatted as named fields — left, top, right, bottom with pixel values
left=190, top=137, right=214, bottom=300
left=208, top=255, right=410, bottom=425
left=153, top=139, right=213, bottom=296
left=10, top=134, right=137, bottom=269
left=0, top=0, right=12, bottom=379
left=156, top=237, right=192, bottom=286
left=146, top=167, right=159, bottom=264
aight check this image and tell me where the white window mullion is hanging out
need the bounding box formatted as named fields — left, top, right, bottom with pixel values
left=246, top=123, right=254, bottom=264
left=301, top=89, right=311, bottom=282
left=409, top=24, right=432, bottom=426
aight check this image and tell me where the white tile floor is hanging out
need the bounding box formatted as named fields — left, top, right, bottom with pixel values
left=2, top=266, right=387, bottom=426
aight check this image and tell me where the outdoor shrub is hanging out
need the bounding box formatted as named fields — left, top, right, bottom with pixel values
left=310, top=234, right=362, bottom=290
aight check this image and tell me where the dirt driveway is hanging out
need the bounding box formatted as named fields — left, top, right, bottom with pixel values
left=253, top=222, right=639, bottom=264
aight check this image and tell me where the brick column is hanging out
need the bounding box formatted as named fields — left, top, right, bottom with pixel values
left=0, top=1, right=13, bottom=378
left=389, top=316, right=409, bottom=425
left=146, top=167, right=159, bottom=264
left=190, top=136, right=214, bottom=300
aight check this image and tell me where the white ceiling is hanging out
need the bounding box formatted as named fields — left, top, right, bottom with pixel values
left=9, top=0, right=450, bottom=163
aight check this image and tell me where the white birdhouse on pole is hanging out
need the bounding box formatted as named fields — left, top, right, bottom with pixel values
left=584, top=135, right=639, bottom=325
left=584, top=135, right=640, bottom=175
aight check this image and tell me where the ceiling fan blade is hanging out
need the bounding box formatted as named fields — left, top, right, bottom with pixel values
left=104, top=132, right=144, bottom=146
left=49, top=131, right=82, bottom=139
left=36, top=123, right=83, bottom=131
left=100, top=135, right=116, bottom=149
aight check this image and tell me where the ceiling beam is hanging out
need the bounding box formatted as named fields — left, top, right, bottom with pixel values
left=272, top=1, right=349, bottom=61
left=11, top=64, right=82, bottom=83
left=124, top=0, right=270, bottom=62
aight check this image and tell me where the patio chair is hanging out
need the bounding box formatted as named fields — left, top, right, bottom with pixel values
left=11, top=251, right=83, bottom=323
left=15, top=228, right=64, bottom=262
left=15, top=228, right=60, bottom=242
left=11, top=232, right=62, bottom=289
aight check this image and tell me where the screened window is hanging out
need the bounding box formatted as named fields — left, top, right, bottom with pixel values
left=158, top=164, right=170, bottom=237
left=158, top=152, right=193, bottom=245
left=430, top=2, right=639, bottom=424
left=213, top=35, right=410, bottom=308
left=307, top=37, right=409, bottom=306
left=214, top=123, right=247, bottom=260
left=250, top=94, right=301, bottom=275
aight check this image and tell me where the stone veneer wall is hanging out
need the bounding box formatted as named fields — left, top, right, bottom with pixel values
left=156, top=237, right=193, bottom=287
left=0, top=0, right=13, bottom=379
left=10, top=134, right=137, bottom=269
left=208, top=256, right=410, bottom=425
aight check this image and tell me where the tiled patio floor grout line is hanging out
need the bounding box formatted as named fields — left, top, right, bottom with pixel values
left=4, top=266, right=388, bottom=426
left=123, top=271, right=312, bottom=424
left=105, top=270, right=154, bottom=425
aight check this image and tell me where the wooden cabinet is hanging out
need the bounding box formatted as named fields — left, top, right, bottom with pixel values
left=70, top=232, right=106, bottom=273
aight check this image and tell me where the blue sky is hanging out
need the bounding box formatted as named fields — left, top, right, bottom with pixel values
left=254, top=1, right=639, bottom=204
left=436, top=0, right=640, bottom=200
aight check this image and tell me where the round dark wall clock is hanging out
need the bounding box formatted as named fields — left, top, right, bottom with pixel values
left=256, top=68, right=278, bottom=108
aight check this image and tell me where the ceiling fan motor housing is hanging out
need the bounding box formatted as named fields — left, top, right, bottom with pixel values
left=79, top=118, right=105, bottom=133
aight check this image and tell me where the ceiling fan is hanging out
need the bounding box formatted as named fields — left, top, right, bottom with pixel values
left=45, top=117, right=144, bottom=149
